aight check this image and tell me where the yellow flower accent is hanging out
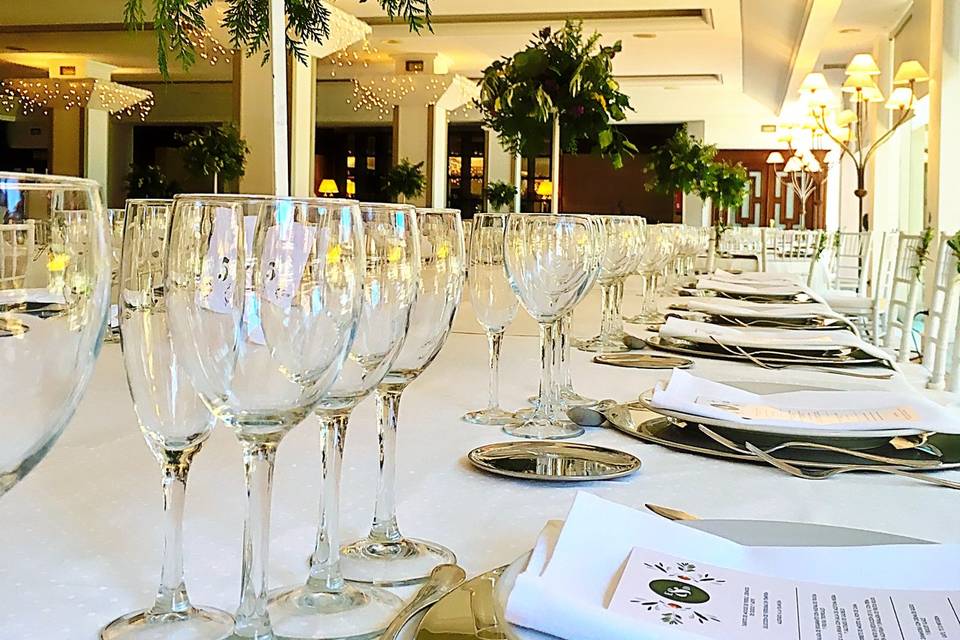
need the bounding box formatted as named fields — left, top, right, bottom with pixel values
left=387, top=245, right=404, bottom=263
left=48, top=253, right=70, bottom=272
left=436, top=243, right=450, bottom=260
left=326, top=244, right=342, bottom=264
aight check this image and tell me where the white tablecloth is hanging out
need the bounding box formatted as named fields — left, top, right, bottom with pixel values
left=1, top=282, right=959, bottom=637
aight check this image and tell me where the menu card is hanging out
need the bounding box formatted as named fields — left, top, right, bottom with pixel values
left=609, top=547, right=960, bottom=640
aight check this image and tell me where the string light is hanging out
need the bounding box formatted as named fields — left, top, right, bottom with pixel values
left=179, top=22, right=233, bottom=66
left=0, top=78, right=154, bottom=120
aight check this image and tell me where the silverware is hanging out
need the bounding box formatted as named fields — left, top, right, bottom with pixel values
left=708, top=336, right=894, bottom=379
left=622, top=334, right=647, bottom=350
left=645, top=503, right=700, bottom=521
left=697, top=425, right=941, bottom=469
left=381, top=563, right=467, bottom=640
left=743, top=442, right=960, bottom=490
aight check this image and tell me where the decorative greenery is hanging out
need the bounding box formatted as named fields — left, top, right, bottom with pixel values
left=476, top=21, right=637, bottom=169
left=485, top=180, right=517, bottom=212
left=646, top=125, right=749, bottom=211
left=947, top=231, right=960, bottom=276
left=913, top=226, right=935, bottom=281
left=713, top=218, right=729, bottom=245
left=382, top=158, right=425, bottom=203
left=812, top=232, right=829, bottom=261
left=124, top=0, right=433, bottom=78
left=125, top=164, right=176, bottom=199
left=176, top=124, right=250, bottom=193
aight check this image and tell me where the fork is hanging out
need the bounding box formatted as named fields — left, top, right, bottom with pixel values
left=707, top=337, right=893, bottom=380
left=742, top=442, right=960, bottom=490
left=697, top=425, right=940, bottom=469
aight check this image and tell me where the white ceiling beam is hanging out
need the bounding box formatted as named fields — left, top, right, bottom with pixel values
left=779, top=0, right=843, bottom=114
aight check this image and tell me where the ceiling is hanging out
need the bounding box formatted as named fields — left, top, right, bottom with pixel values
left=0, top=0, right=915, bottom=146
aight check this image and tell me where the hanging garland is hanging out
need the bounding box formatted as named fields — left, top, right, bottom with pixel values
left=124, top=0, right=432, bottom=77
left=476, top=21, right=637, bottom=169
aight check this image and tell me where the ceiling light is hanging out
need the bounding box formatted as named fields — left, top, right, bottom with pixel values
left=632, top=33, right=657, bottom=39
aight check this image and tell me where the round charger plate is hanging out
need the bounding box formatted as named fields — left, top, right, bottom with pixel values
left=466, top=441, right=640, bottom=482
left=592, top=352, right=693, bottom=370
left=415, top=520, right=926, bottom=640
left=608, top=412, right=960, bottom=470
left=645, top=334, right=889, bottom=368
left=635, top=381, right=925, bottom=441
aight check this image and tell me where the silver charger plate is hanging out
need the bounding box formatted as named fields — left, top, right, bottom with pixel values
left=415, top=520, right=926, bottom=640
left=645, top=334, right=889, bottom=367
left=636, top=380, right=925, bottom=441
left=592, top=352, right=693, bottom=369
left=467, top=441, right=641, bottom=482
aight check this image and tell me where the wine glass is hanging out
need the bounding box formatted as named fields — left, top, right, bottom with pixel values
left=462, top=213, right=519, bottom=426
left=503, top=213, right=600, bottom=439
left=340, top=207, right=465, bottom=586
left=575, top=216, right=646, bottom=353
left=624, top=224, right=674, bottom=324
left=165, top=195, right=363, bottom=638
left=101, top=199, right=233, bottom=640
left=268, top=203, right=420, bottom=639
left=0, top=172, right=110, bottom=498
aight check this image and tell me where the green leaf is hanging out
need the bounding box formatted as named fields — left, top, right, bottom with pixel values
left=598, top=128, right=613, bottom=149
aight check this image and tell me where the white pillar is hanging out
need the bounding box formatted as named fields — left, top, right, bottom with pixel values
left=394, top=104, right=430, bottom=207
left=928, top=0, right=960, bottom=233
left=238, top=54, right=281, bottom=195
left=84, top=109, right=109, bottom=199
left=550, top=115, right=560, bottom=213
left=429, top=105, right=448, bottom=208
left=289, top=58, right=316, bottom=197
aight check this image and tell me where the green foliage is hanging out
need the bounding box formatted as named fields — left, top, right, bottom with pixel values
left=124, top=0, right=432, bottom=78
left=947, top=231, right=960, bottom=276
left=382, top=158, right=425, bottom=203
left=485, top=180, right=517, bottom=212
left=176, top=123, right=250, bottom=185
left=913, top=226, right=935, bottom=281
left=125, top=164, right=176, bottom=199
left=645, top=125, right=749, bottom=210
left=476, top=21, right=637, bottom=169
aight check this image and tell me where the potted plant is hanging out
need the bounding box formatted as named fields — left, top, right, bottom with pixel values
left=176, top=124, right=250, bottom=193
left=125, top=164, right=175, bottom=199
left=485, top=180, right=517, bottom=212
left=382, top=158, right=425, bottom=204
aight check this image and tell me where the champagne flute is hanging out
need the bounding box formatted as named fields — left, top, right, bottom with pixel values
left=503, top=213, right=600, bottom=439
left=101, top=199, right=233, bottom=640
left=268, top=203, right=420, bottom=640
left=462, top=213, right=519, bottom=426
left=0, top=172, right=110, bottom=498
left=165, top=195, right=363, bottom=639
left=340, top=208, right=465, bottom=586
left=575, top=216, right=646, bottom=353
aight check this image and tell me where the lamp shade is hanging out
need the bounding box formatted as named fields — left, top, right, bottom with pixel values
left=836, top=109, right=859, bottom=126
left=845, top=53, right=881, bottom=76
left=806, top=158, right=822, bottom=173
left=536, top=180, right=553, bottom=197
left=318, top=178, right=339, bottom=194
left=766, top=151, right=785, bottom=165
left=799, top=72, right=829, bottom=94
left=806, top=87, right=835, bottom=108
left=842, top=74, right=878, bottom=92
left=884, top=86, right=914, bottom=110
left=831, top=126, right=852, bottom=142
left=783, top=156, right=804, bottom=172
left=861, top=86, right=885, bottom=102
left=346, top=179, right=356, bottom=196
left=894, top=60, right=929, bottom=84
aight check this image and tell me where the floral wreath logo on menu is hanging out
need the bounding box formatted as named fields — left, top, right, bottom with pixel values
left=630, top=561, right=724, bottom=626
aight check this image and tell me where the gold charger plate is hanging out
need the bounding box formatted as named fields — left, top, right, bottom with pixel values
left=466, top=441, right=640, bottom=482
left=592, top=352, right=693, bottom=370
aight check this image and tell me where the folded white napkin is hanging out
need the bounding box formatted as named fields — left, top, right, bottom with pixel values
left=711, top=269, right=803, bottom=287
left=696, top=274, right=826, bottom=304
left=505, top=493, right=960, bottom=640
left=650, top=369, right=960, bottom=433
left=671, top=297, right=842, bottom=320
left=660, top=317, right=890, bottom=364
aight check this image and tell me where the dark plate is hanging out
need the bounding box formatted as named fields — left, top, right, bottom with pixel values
left=645, top=334, right=888, bottom=368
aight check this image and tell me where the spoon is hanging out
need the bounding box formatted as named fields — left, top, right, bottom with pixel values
left=566, top=399, right=618, bottom=427
left=380, top=563, right=467, bottom=640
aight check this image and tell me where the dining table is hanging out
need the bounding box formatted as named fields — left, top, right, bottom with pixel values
left=1, top=277, right=958, bottom=638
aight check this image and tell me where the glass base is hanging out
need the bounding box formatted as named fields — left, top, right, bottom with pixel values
left=462, top=407, right=520, bottom=426
left=503, top=419, right=584, bottom=440
left=573, top=335, right=630, bottom=353
left=267, top=582, right=403, bottom=640
left=100, top=606, right=233, bottom=640
left=339, top=536, right=457, bottom=587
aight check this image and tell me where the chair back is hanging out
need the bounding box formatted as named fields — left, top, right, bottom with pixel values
left=924, top=233, right=960, bottom=389
left=0, top=221, right=36, bottom=289
left=884, top=233, right=931, bottom=361
left=761, top=229, right=822, bottom=272
left=828, top=231, right=873, bottom=294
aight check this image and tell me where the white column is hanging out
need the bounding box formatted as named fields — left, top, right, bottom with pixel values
left=394, top=104, right=430, bottom=207
left=289, top=58, right=316, bottom=197
left=928, top=0, right=960, bottom=233
left=238, top=54, right=280, bottom=195
left=84, top=109, right=109, bottom=200
left=429, top=105, right=448, bottom=208
left=485, top=130, right=513, bottom=212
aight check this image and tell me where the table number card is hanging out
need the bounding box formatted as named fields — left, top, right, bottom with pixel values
left=608, top=548, right=960, bottom=640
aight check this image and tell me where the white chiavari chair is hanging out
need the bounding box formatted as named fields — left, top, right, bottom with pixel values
left=0, top=221, right=36, bottom=289
left=718, top=226, right=763, bottom=257
left=923, top=233, right=960, bottom=390
left=824, top=231, right=898, bottom=345
left=827, top=231, right=873, bottom=294
left=883, top=233, right=930, bottom=362
left=760, top=229, right=822, bottom=271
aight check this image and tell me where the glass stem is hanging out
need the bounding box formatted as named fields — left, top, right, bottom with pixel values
left=233, top=438, right=279, bottom=640
left=536, top=320, right=561, bottom=420
left=369, top=384, right=405, bottom=544
left=150, top=445, right=199, bottom=617
left=599, top=281, right=625, bottom=350
left=559, top=313, right=572, bottom=390
left=598, top=281, right=614, bottom=346
left=485, top=330, right=504, bottom=411
left=307, top=410, right=350, bottom=593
